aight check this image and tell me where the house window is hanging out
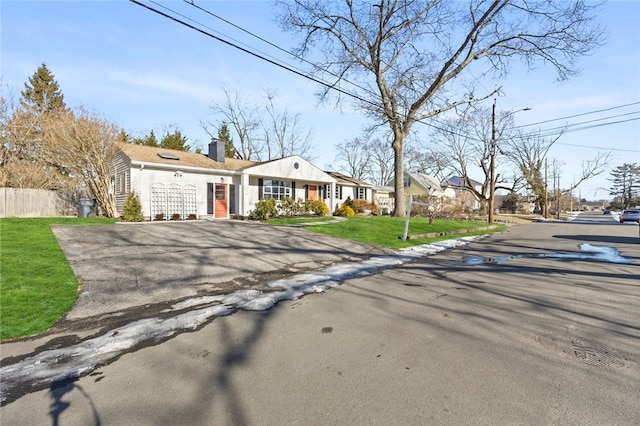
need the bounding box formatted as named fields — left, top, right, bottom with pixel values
left=118, top=172, right=127, bottom=194
left=357, top=187, right=366, bottom=199
left=403, top=177, right=410, bottom=188
left=335, top=185, right=342, bottom=199
left=263, top=179, right=291, bottom=200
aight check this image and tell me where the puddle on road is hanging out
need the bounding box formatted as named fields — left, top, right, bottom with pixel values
left=455, top=243, right=633, bottom=265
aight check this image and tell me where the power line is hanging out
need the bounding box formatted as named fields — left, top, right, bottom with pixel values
left=517, top=101, right=640, bottom=128
left=528, top=111, right=640, bottom=134
left=555, top=140, right=640, bottom=152
left=183, top=0, right=379, bottom=100
left=129, top=0, right=379, bottom=109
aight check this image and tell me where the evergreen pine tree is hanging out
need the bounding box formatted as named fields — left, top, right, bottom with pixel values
left=609, top=163, right=640, bottom=207
left=20, top=63, right=66, bottom=113
left=160, top=129, right=190, bottom=151
left=218, top=123, right=238, bottom=158
left=132, top=130, right=159, bottom=147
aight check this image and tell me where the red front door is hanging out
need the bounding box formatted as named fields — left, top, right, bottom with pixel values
left=308, top=185, right=318, bottom=201
left=214, top=184, right=227, bottom=218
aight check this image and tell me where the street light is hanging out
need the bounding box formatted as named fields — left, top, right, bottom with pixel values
left=488, top=99, right=531, bottom=224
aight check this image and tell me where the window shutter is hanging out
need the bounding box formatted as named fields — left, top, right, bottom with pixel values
left=292, top=181, right=296, bottom=199
left=207, top=183, right=213, bottom=214
left=258, top=178, right=263, bottom=199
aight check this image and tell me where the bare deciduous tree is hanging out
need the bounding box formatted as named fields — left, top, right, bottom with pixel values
left=277, top=0, right=604, bottom=216
left=261, top=89, right=314, bottom=161
left=206, top=88, right=262, bottom=160
left=428, top=106, right=524, bottom=212
left=333, top=137, right=371, bottom=181
left=47, top=108, right=121, bottom=217
left=1, top=89, right=73, bottom=189
left=369, top=138, right=394, bottom=186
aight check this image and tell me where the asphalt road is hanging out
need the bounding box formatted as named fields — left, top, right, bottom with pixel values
left=1, top=215, right=639, bottom=424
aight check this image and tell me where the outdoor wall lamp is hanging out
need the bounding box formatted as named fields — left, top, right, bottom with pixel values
left=220, top=177, right=225, bottom=183
left=174, top=171, right=183, bottom=178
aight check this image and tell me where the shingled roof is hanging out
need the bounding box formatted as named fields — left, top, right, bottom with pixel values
left=118, top=143, right=258, bottom=171
left=325, top=171, right=372, bottom=187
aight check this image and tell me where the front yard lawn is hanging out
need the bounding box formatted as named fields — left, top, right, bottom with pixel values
left=0, top=217, right=117, bottom=340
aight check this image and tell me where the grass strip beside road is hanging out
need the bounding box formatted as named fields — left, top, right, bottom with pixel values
left=0, top=217, right=117, bottom=340
left=278, top=215, right=508, bottom=250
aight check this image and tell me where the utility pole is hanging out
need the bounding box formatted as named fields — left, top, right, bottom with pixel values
left=544, top=158, right=548, bottom=218
left=488, top=100, right=497, bottom=224
left=488, top=100, right=531, bottom=224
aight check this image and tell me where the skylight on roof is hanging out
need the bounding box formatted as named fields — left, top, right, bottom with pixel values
left=158, top=152, right=179, bottom=160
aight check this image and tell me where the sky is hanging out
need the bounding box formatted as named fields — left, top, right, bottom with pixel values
left=2, top=229, right=632, bottom=404
left=1, top=0, right=639, bottom=201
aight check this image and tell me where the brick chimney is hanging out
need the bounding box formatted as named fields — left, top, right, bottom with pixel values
left=208, top=138, right=225, bottom=163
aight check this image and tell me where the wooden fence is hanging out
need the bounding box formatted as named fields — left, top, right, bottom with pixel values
left=0, top=188, right=90, bottom=218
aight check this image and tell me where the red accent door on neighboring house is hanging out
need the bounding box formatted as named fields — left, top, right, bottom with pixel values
left=308, top=185, right=318, bottom=201
left=214, top=184, right=227, bottom=218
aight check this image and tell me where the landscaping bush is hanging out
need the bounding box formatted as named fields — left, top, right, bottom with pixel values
left=310, top=199, right=329, bottom=216
left=343, top=196, right=356, bottom=211
left=278, top=197, right=300, bottom=217
left=353, top=199, right=379, bottom=215
left=334, top=204, right=355, bottom=217
left=122, top=192, right=144, bottom=222
left=250, top=198, right=278, bottom=220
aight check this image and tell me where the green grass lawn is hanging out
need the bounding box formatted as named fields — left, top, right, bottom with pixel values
left=264, top=216, right=336, bottom=225
left=305, top=215, right=507, bottom=250
left=0, top=217, right=117, bottom=340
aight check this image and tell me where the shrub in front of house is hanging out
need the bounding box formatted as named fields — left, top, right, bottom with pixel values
left=310, top=199, right=329, bottom=216
left=122, top=191, right=144, bottom=222
left=353, top=199, right=379, bottom=215
left=250, top=198, right=278, bottom=220
left=343, top=196, right=356, bottom=212
left=277, top=197, right=300, bottom=216
left=334, top=204, right=355, bottom=217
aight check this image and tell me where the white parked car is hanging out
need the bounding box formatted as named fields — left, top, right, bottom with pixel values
left=619, top=209, right=640, bottom=223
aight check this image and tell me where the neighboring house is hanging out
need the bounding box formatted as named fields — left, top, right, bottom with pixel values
left=372, top=185, right=395, bottom=214
left=442, top=176, right=484, bottom=212
left=387, top=172, right=448, bottom=199
left=325, top=171, right=374, bottom=212
left=112, top=141, right=338, bottom=220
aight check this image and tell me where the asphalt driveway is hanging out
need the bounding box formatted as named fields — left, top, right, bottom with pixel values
left=51, top=219, right=392, bottom=322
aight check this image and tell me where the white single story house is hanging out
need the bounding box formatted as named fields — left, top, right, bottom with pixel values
left=372, top=185, right=395, bottom=214
left=112, top=141, right=339, bottom=220
left=325, top=171, right=375, bottom=212
left=442, top=176, right=484, bottom=211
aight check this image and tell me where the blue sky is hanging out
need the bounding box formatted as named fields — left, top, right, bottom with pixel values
left=2, top=0, right=639, bottom=200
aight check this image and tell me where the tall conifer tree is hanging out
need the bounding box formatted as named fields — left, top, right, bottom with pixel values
left=20, top=63, right=66, bottom=113
left=218, top=123, right=238, bottom=159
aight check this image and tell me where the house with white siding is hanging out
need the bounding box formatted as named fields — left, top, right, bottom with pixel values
left=325, top=172, right=374, bottom=212
left=111, top=141, right=338, bottom=220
